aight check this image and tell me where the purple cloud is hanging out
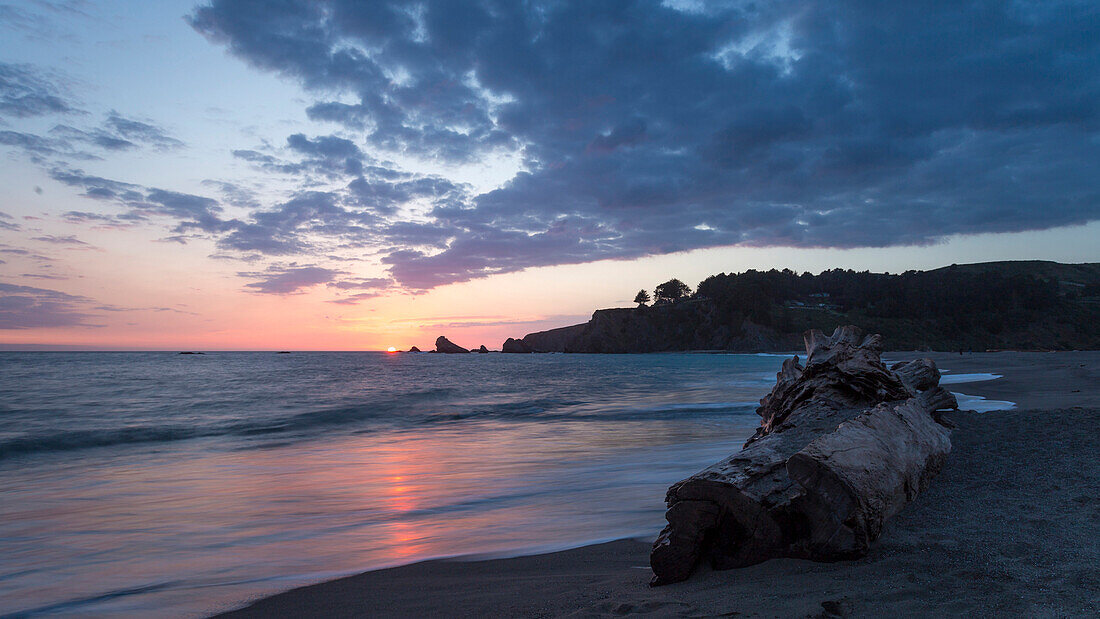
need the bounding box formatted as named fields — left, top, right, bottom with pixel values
left=0, top=62, right=73, bottom=118
left=31, top=234, right=92, bottom=247
left=241, top=266, right=340, bottom=294
left=0, top=282, right=99, bottom=329
left=5, top=2, right=1100, bottom=297
left=183, top=0, right=1100, bottom=289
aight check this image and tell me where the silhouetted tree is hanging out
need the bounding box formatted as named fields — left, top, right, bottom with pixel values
left=633, top=289, right=651, bottom=306
left=654, top=279, right=691, bottom=304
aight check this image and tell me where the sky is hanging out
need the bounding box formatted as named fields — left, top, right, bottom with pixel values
left=1, top=0, right=1098, bottom=350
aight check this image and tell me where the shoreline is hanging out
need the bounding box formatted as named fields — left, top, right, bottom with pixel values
left=215, top=351, right=1099, bottom=617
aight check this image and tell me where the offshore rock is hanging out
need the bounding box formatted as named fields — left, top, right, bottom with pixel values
left=434, top=336, right=469, bottom=354
left=502, top=338, right=532, bottom=353
left=408, top=346, right=421, bottom=353
left=477, top=345, right=490, bottom=353
left=650, top=326, right=957, bottom=585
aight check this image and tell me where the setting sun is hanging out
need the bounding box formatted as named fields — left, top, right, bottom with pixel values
left=387, top=347, right=398, bottom=353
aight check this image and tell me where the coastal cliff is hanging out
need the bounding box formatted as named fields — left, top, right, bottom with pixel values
left=504, top=261, right=1100, bottom=353
left=518, top=302, right=797, bottom=353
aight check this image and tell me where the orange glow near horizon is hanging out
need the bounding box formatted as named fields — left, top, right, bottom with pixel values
left=2, top=221, right=1099, bottom=351
left=386, top=346, right=397, bottom=353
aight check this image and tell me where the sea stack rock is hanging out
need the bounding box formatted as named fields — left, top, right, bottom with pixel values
left=650, top=326, right=957, bottom=585
left=477, top=345, right=489, bottom=353
left=501, top=337, right=532, bottom=353
left=434, top=336, right=469, bottom=354
left=408, top=346, right=421, bottom=353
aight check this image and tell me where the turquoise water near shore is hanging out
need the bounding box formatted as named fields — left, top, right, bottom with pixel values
left=0, top=352, right=1008, bottom=616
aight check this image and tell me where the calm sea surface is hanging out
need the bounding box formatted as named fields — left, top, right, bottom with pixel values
left=0, top=352, right=1002, bottom=616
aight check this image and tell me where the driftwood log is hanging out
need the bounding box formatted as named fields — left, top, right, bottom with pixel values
left=650, top=326, right=957, bottom=585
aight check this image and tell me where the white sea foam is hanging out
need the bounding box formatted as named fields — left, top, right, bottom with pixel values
left=952, top=392, right=1016, bottom=413
left=939, top=372, right=1002, bottom=384
left=937, top=371, right=1014, bottom=411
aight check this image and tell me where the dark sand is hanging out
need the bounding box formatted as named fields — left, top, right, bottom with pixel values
left=217, top=352, right=1100, bottom=617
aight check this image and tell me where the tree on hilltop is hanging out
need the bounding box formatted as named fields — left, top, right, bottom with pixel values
left=633, top=289, right=651, bottom=306
left=654, top=279, right=691, bottom=304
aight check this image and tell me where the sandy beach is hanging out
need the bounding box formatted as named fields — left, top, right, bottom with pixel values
left=218, top=352, right=1099, bottom=618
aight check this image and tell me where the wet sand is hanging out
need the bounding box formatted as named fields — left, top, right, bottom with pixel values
left=216, top=351, right=1100, bottom=617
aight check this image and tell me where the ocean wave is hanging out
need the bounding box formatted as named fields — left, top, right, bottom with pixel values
left=619, top=401, right=757, bottom=415
left=0, top=426, right=207, bottom=460
left=0, top=397, right=757, bottom=460
left=9, top=579, right=182, bottom=616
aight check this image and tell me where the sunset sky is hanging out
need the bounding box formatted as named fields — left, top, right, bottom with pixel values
left=1, top=0, right=1098, bottom=350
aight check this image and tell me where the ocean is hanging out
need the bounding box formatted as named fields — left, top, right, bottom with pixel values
left=0, top=352, right=1007, bottom=616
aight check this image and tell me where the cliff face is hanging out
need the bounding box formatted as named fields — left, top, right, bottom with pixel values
left=505, top=261, right=1100, bottom=353
left=521, top=323, right=587, bottom=352
left=518, top=301, right=799, bottom=353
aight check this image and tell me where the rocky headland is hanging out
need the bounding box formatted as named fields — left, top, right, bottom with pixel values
left=501, top=261, right=1100, bottom=353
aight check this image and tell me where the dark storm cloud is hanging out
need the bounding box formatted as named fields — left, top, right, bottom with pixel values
left=241, top=265, right=340, bottom=294
left=187, top=0, right=1100, bottom=289
left=588, top=118, right=648, bottom=154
